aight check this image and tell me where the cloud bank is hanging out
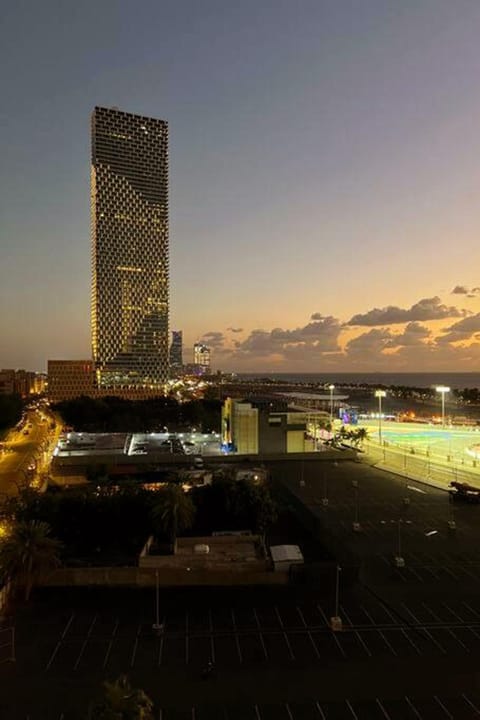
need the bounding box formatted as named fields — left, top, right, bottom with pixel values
left=198, top=293, right=480, bottom=371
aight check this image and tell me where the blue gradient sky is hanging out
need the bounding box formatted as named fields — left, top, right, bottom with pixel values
left=2, top=0, right=480, bottom=372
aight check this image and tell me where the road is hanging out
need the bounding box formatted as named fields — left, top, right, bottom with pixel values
left=0, top=405, right=60, bottom=497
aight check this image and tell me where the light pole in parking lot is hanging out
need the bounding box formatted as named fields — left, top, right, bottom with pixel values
left=448, top=491, right=456, bottom=531
left=436, top=386, right=450, bottom=429
left=395, top=518, right=405, bottom=567
left=322, top=470, right=329, bottom=506
left=330, top=565, right=342, bottom=631
left=374, top=390, right=386, bottom=446
left=152, top=569, right=163, bottom=634
left=352, top=480, right=361, bottom=531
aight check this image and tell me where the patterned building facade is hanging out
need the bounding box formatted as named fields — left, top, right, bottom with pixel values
left=91, top=106, right=169, bottom=388
left=169, top=330, right=183, bottom=375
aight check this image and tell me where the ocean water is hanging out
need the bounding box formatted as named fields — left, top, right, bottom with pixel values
left=238, top=372, right=480, bottom=390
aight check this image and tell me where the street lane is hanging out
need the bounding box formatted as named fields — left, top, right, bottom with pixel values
left=0, top=406, right=59, bottom=496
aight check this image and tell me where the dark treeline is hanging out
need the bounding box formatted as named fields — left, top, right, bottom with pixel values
left=52, top=396, right=222, bottom=433
left=456, top=388, right=480, bottom=403
left=0, top=394, right=23, bottom=433
left=2, top=475, right=277, bottom=564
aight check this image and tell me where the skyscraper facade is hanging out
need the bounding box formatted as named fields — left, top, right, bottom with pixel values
left=169, top=330, right=183, bottom=374
left=193, top=342, right=211, bottom=373
left=91, top=106, right=169, bottom=388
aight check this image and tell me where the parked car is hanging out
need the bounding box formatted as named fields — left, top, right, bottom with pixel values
left=449, top=481, right=480, bottom=503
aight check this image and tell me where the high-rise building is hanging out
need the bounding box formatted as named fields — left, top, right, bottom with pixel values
left=193, top=343, right=211, bottom=373
left=169, top=330, right=183, bottom=374
left=91, top=106, right=169, bottom=389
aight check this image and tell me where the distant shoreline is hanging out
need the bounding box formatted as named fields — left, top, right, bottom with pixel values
left=235, top=372, right=480, bottom=391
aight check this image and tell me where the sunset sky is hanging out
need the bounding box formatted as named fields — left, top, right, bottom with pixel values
left=2, top=1, right=480, bottom=372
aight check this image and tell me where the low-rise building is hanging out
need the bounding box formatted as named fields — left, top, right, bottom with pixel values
left=222, top=397, right=323, bottom=454
left=47, top=359, right=167, bottom=403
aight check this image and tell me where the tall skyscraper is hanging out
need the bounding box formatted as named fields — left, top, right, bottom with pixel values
left=169, top=330, right=183, bottom=374
left=91, top=106, right=169, bottom=388
left=193, top=342, right=211, bottom=373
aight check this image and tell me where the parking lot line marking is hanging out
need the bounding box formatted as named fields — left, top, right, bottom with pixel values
left=345, top=699, right=359, bottom=719
left=316, top=604, right=346, bottom=658
left=421, top=602, right=469, bottom=650
left=401, top=603, right=446, bottom=654
left=73, top=614, right=97, bottom=670
left=274, top=606, right=284, bottom=629
left=442, top=602, right=464, bottom=623
left=254, top=704, right=262, bottom=720
left=253, top=609, right=268, bottom=660
left=376, top=698, right=392, bottom=719
left=458, top=565, right=480, bottom=582
left=402, top=628, right=423, bottom=656
left=191, top=708, right=195, bottom=720
left=102, top=619, right=118, bottom=669
left=315, top=701, right=326, bottom=719
left=231, top=609, right=242, bottom=663
left=285, top=703, right=294, bottom=720
left=307, top=630, right=321, bottom=659
left=130, top=624, right=141, bottom=667
left=316, top=604, right=330, bottom=630
left=404, top=565, right=425, bottom=583
left=433, top=696, right=454, bottom=719
left=462, top=601, right=480, bottom=619
left=283, top=631, right=296, bottom=661
left=45, top=612, right=75, bottom=671
left=442, top=565, right=460, bottom=581
left=340, top=606, right=372, bottom=657
left=405, top=696, right=423, bottom=719
left=372, top=601, right=395, bottom=625
left=296, top=606, right=307, bottom=627
left=274, top=606, right=295, bottom=659
left=419, top=564, right=440, bottom=581
left=462, top=693, right=480, bottom=715
left=361, top=608, right=397, bottom=656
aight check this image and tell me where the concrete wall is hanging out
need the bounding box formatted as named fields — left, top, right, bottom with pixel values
left=52, top=449, right=356, bottom=474
left=39, top=566, right=288, bottom=587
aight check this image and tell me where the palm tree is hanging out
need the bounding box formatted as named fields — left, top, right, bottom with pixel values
left=89, top=674, right=154, bottom=719
left=354, top=427, right=369, bottom=446
left=151, top=484, right=195, bottom=553
left=0, top=519, right=62, bottom=601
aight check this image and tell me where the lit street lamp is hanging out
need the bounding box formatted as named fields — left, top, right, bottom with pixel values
left=374, top=390, right=387, bottom=445
left=328, top=384, right=335, bottom=426
left=435, top=386, right=450, bottom=428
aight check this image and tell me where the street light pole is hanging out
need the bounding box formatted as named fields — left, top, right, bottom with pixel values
left=328, top=384, right=335, bottom=427
left=374, top=390, right=386, bottom=446
left=436, top=386, right=450, bottom=429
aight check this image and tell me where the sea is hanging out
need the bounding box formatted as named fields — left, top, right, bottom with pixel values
left=238, top=373, right=480, bottom=390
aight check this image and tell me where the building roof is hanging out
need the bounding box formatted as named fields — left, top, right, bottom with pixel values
left=270, top=545, right=304, bottom=563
